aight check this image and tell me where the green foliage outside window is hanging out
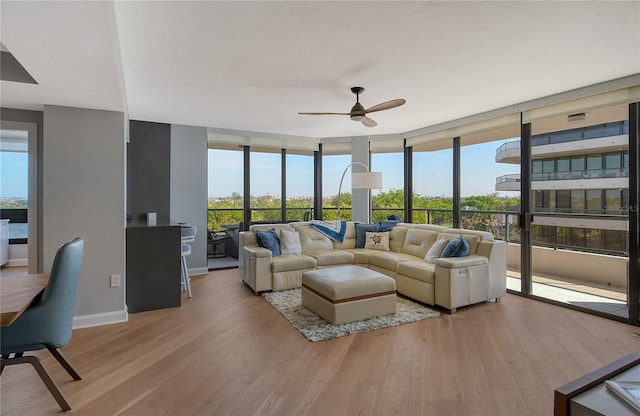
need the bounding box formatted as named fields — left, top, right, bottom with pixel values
left=208, top=189, right=520, bottom=238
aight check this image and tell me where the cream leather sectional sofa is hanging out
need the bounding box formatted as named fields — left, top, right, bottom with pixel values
left=239, top=221, right=507, bottom=312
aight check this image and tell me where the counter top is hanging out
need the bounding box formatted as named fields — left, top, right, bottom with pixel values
left=126, top=219, right=181, bottom=228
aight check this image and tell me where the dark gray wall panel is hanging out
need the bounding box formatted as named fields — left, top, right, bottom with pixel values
left=127, top=120, right=171, bottom=221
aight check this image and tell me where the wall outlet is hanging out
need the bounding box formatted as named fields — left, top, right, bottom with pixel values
left=110, top=274, right=121, bottom=288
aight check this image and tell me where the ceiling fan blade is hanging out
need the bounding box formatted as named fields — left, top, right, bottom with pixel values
left=361, top=116, right=377, bottom=128
left=364, top=99, right=406, bottom=114
left=298, top=112, right=351, bottom=115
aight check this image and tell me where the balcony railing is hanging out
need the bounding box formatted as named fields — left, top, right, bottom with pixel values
left=0, top=208, right=28, bottom=244
left=495, top=120, right=629, bottom=158
left=531, top=167, right=629, bottom=181
left=208, top=207, right=629, bottom=257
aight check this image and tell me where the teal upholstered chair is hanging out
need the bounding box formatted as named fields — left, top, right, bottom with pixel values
left=0, top=237, right=84, bottom=411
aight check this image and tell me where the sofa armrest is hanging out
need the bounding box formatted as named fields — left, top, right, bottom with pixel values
left=242, top=245, right=273, bottom=294
left=243, top=245, right=272, bottom=258
left=435, top=255, right=491, bottom=312
left=435, top=255, right=488, bottom=269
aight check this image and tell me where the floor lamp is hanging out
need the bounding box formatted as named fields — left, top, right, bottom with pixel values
left=336, top=162, right=383, bottom=221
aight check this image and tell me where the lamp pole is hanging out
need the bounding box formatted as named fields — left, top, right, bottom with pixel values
left=336, top=162, right=374, bottom=221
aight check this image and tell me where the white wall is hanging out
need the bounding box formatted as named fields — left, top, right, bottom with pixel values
left=170, top=124, right=208, bottom=275
left=43, top=105, right=126, bottom=327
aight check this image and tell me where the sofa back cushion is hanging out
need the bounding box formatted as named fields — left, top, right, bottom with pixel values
left=332, top=221, right=357, bottom=250
left=401, top=223, right=448, bottom=233
left=354, top=223, right=380, bottom=248
left=250, top=223, right=295, bottom=234
left=442, top=228, right=494, bottom=241
left=291, top=223, right=333, bottom=252
left=401, top=228, right=439, bottom=258
left=389, top=226, right=408, bottom=252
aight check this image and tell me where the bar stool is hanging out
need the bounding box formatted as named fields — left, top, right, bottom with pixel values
left=180, top=225, right=196, bottom=298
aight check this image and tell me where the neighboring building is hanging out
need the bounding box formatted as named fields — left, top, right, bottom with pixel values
left=496, top=120, right=629, bottom=256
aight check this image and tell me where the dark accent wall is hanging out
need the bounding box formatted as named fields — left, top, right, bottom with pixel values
left=127, top=120, right=171, bottom=221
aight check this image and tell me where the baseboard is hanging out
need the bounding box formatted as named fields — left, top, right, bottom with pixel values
left=6, top=258, right=27, bottom=267
left=73, top=309, right=128, bottom=329
left=189, top=266, right=209, bottom=276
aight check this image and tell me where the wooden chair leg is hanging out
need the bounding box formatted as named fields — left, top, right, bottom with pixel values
left=1, top=355, right=72, bottom=411
left=47, top=346, right=82, bottom=380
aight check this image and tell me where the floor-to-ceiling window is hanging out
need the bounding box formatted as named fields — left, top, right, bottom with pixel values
left=322, top=152, right=351, bottom=220
left=207, top=148, right=244, bottom=231
left=0, top=122, right=37, bottom=272
left=249, top=149, right=281, bottom=224
left=411, top=139, right=454, bottom=226
left=286, top=151, right=314, bottom=221
left=527, top=104, right=631, bottom=318
left=461, top=127, right=522, bottom=290
left=371, top=150, right=404, bottom=222
left=0, top=130, right=28, bottom=243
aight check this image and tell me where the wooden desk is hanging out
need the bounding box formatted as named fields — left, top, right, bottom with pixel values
left=0, top=273, right=49, bottom=326
left=554, top=350, right=640, bottom=416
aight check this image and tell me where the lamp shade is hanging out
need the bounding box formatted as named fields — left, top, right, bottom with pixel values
left=352, top=172, right=383, bottom=189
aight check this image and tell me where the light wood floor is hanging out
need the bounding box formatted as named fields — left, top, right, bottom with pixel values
left=1, top=269, right=638, bottom=416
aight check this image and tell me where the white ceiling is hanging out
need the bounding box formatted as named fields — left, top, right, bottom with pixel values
left=1, top=1, right=639, bottom=139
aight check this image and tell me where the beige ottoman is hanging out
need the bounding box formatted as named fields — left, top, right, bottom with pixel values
left=301, top=265, right=397, bottom=325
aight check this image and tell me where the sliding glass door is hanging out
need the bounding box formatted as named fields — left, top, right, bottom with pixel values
left=526, top=103, right=636, bottom=321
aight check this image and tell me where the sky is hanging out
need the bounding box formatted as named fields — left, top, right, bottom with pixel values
left=1, top=138, right=519, bottom=200
left=0, top=151, right=28, bottom=198
left=207, top=138, right=521, bottom=199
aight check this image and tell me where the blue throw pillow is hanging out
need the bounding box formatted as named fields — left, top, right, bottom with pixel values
left=355, top=223, right=380, bottom=248
left=255, top=228, right=281, bottom=256
left=441, top=234, right=470, bottom=258
left=379, top=220, right=400, bottom=232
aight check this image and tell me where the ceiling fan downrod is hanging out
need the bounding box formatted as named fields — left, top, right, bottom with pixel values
left=350, top=87, right=365, bottom=121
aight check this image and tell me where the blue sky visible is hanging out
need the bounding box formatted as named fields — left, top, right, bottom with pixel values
left=208, top=138, right=521, bottom=199
left=0, top=151, right=28, bottom=198
left=1, top=139, right=520, bottom=200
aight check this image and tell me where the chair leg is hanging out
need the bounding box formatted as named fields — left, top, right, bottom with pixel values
left=46, top=346, right=81, bottom=380
left=0, top=355, right=72, bottom=411
left=181, top=255, right=192, bottom=298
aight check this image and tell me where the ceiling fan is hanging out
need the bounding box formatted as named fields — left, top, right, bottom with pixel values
left=298, top=87, right=406, bottom=128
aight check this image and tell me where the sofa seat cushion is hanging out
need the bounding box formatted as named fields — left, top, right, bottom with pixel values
left=271, top=254, right=317, bottom=273
left=347, top=249, right=379, bottom=265
left=369, top=252, right=420, bottom=271
left=396, top=260, right=436, bottom=284
left=307, top=250, right=355, bottom=267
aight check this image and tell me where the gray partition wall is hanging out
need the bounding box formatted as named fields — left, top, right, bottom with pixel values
left=170, top=124, right=208, bottom=275
left=43, top=105, right=126, bottom=326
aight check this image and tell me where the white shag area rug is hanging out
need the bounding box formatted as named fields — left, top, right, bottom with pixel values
left=263, top=288, right=440, bottom=342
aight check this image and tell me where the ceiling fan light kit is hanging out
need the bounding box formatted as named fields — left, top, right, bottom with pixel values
left=299, top=86, right=406, bottom=128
